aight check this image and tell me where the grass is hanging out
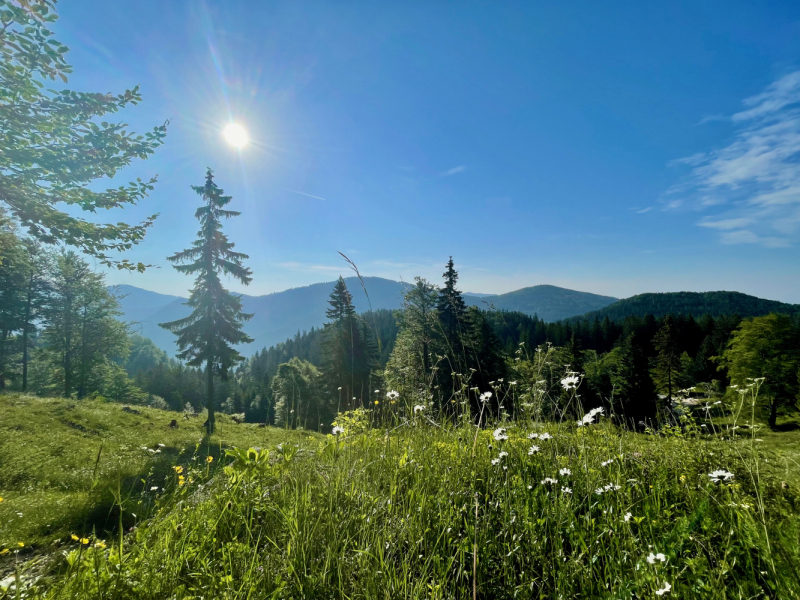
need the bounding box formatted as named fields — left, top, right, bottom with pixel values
left=0, top=393, right=317, bottom=550
left=3, top=393, right=799, bottom=599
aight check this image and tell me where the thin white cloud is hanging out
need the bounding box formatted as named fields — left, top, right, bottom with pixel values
left=276, top=262, right=341, bottom=273
left=636, top=207, right=653, bottom=214
left=669, top=70, right=800, bottom=247
left=286, top=189, right=326, bottom=201
left=697, top=217, right=754, bottom=230
left=441, top=165, right=466, bottom=177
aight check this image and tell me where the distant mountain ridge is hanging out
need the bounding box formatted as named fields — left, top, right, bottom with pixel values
left=465, top=285, right=618, bottom=321
left=113, top=280, right=617, bottom=356
left=570, top=291, right=800, bottom=322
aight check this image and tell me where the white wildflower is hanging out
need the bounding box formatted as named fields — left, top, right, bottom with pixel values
left=491, top=458, right=501, bottom=466
left=480, top=391, right=493, bottom=403
left=332, top=426, right=345, bottom=435
left=624, top=512, right=632, bottom=522
left=413, top=405, right=425, bottom=413
left=560, top=374, right=580, bottom=390
left=541, top=477, right=558, bottom=485
left=498, top=451, right=508, bottom=459
left=527, top=433, right=539, bottom=440
left=528, top=445, right=540, bottom=455
left=647, top=552, right=666, bottom=564
left=559, top=468, right=571, bottom=476
left=708, top=469, right=734, bottom=483
left=538, top=432, right=552, bottom=440
left=561, top=486, right=572, bottom=494
left=655, top=582, right=671, bottom=596
left=601, top=459, right=614, bottom=467
left=386, top=390, right=400, bottom=400
left=493, top=427, right=508, bottom=441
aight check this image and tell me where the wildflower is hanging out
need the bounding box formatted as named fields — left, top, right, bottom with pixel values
left=157, top=443, right=165, bottom=448
left=413, top=405, right=425, bottom=413
left=386, top=390, right=400, bottom=400
left=559, top=468, right=571, bottom=476
left=561, top=374, right=580, bottom=390
left=577, top=407, right=604, bottom=427
left=337, top=387, right=342, bottom=391
left=0, top=549, right=8, bottom=556
left=178, top=475, right=186, bottom=486
left=493, top=427, right=508, bottom=441
left=332, top=426, right=345, bottom=435
left=498, top=451, right=509, bottom=459
left=510, top=381, right=518, bottom=385
left=708, top=470, right=734, bottom=483
left=71, top=534, right=79, bottom=541
left=647, top=552, right=666, bottom=564
left=541, top=477, right=558, bottom=485
left=528, top=445, right=540, bottom=455
left=624, top=512, right=632, bottom=522
left=150, top=486, right=159, bottom=491
left=601, top=459, right=614, bottom=467
left=655, top=582, right=671, bottom=596
left=95, top=541, right=107, bottom=549
left=374, top=389, right=380, bottom=393
left=480, top=391, right=492, bottom=403
left=80, top=538, right=89, bottom=545
left=538, top=432, right=552, bottom=440
left=491, top=458, right=502, bottom=466
left=206, top=456, right=214, bottom=463
left=374, top=400, right=379, bottom=405
left=527, top=433, right=539, bottom=439
left=173, top=466, right=183, bottom=474
left=561, top=486, right=572, bottom=494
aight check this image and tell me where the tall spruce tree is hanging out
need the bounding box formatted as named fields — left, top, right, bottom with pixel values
left=435, top=257, right=470, bottom=396
left=160, top=170, right=253, bottom=434
left=652, top=316, right=681, bottom=410
left=321, top=277, right=375, bottom=410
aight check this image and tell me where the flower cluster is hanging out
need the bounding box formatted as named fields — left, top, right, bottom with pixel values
left=493, top=427, right=508, bottom=441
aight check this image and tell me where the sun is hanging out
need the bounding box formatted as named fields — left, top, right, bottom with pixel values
left=223, top=122, right=248, bottom=148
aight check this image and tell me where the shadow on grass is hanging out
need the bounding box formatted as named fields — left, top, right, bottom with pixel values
left=33, top=442, right=232, bottom=542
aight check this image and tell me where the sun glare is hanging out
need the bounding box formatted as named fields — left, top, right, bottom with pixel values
left=223, top=123, right=248, bottom=148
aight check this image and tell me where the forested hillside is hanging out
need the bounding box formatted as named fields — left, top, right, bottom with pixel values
left=574, top=291, right=800, bottom=322
left=465, top=284, right=617, bottom=321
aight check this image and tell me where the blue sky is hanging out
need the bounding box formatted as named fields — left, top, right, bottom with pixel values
left=56, top=1, right=800, bottom=302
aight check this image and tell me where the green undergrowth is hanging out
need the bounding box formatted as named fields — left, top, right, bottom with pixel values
left=10, top=410, right=800, bottom=599
left=0, top=393, right=317, bottom=550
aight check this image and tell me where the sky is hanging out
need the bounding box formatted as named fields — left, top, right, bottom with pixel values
left=54, top=1, right=800, bottom=302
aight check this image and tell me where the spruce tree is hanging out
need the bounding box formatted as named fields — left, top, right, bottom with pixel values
left=435, top=257, right=470, bottom=395
left=652, top=316, right=681, bottom=411
left=160, top=170, right=253, bottom=434
left=321, top=277, right=375, bottom=410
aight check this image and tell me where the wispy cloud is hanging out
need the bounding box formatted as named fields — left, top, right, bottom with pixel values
left=276, top=262, right=341, bottom=273
left=636, top=207, right=653, bottom=214
left=441, top=165, right=466, bottom=177
left=286, top=189, right=326, bottom=201
left=669, top=70, right=800, bottom=247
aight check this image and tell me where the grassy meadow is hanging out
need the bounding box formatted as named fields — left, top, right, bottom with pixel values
left=2, top=391, right=800, bottom=599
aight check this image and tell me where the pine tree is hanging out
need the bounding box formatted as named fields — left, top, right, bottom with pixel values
left=160, top=170, right=253, bottom=434
left=613, top=331, right=658, bottom=429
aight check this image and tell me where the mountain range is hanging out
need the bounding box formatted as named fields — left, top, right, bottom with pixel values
left=115, top=279, right=800, bottom=357
left=113, top=279, right=618, bottom=356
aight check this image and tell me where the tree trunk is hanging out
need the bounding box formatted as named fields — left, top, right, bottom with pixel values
left=206, top=359, right=215, bottom=435
left=769, top=396, right=778, bottom=429
left=22, top=271, right=33, bottom=392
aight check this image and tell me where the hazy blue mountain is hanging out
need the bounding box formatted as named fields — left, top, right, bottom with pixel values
left=571, top=291, right=800, bottom=322
left=119, top=277, right=410, bottom=356
left=464, top=285, right=618, bottom=322
left=111, top=285, right=181, bottom=325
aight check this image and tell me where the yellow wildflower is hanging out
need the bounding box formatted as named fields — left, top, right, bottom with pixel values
left=374, top=400, right=379, bottom=405
left=95, top=541, right=107, bottom=549
left=173, top=466, right=183, bottom=474
left=80, top=538, right=89, bottom=545
left=0, top=497, right=3, bottom=502
left=178, top=475, right=186, bottom=486
left=0, top=549, right=9, bottom=556
left=71, top=534, right=79, bottom=541
left=17, top=542, right=24, bottom=547
left=206, top=456, right=214, bottom=463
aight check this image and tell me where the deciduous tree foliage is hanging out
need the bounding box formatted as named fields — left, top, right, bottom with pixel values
left=160, top=170, right=253, bottom=434
left=720, top=314, right=800, bottom=428
left=0, top=0, right=167, bottom=270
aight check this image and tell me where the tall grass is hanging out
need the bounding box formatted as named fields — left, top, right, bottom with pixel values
left=11, top=381, right=800, bottom=599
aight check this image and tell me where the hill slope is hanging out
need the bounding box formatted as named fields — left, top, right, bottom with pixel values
left=572, top=291, right=800, bottom=322
left=465, top=285, right=617, bottom=321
